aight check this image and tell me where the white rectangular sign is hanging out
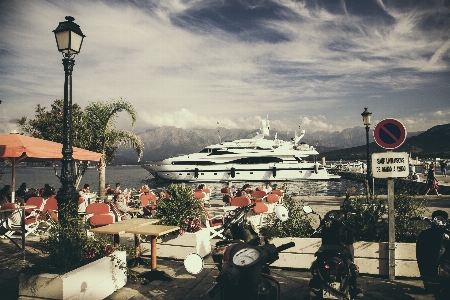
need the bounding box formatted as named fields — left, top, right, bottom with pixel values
left=372, top=152, right=409, bottom=178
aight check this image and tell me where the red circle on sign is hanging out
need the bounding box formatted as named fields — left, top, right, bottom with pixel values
left=373, top=118, right=407, bottom=150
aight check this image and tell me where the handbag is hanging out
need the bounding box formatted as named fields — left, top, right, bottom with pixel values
left=432, top=179, right=439, bottom=190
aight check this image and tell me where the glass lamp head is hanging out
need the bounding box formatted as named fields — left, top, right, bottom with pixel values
left=361, top=107, right=372, bottom=126
left=53, top=16, right=85, bottom=57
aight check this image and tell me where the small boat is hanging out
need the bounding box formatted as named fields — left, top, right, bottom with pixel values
left=142, top=117, right=340, bottom=182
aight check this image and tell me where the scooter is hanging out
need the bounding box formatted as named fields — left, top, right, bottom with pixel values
left=184, top=205, right=292, bottom=299
left=212, top=203, right=288, bottom=271
left=303, top=188, right=360, bottom=300
left=411, top=210, right=450, bottom=300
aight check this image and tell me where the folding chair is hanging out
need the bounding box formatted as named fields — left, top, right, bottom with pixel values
left=0, top=203, right=41, bottom=237
left=271, top=189, right=284, bottom=202
left=247, top=202, right=269, bottom=234
left=139, top=193, right=157, bottom=216
left=251, top=190, right=266, bottom=202
left=42, top=196, right=58, bottom=226
left=222, top=195, right=232, bottom=206
left=24, top=197, right=45, bottom=217
left=194, top=190, right=210, bottom=206
left=85, top=203, right=114, bottom=227
left=230, top=197, right=251, bottom=207
left=200, top=204, right=224, bottom=239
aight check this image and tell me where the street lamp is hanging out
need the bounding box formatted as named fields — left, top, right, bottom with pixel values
left=53, top=16, right=85, bottom=217
left=361, top=107, right=373, bottom=195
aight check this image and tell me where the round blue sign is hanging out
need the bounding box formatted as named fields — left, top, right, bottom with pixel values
left=373, top=119, right=407, bottom=149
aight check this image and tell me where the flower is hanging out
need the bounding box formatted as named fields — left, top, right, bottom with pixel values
left=179, top=216, right=202, bottom=234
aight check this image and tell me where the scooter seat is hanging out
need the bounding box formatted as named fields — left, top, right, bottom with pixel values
left=315, top=245, right=353, bottom=259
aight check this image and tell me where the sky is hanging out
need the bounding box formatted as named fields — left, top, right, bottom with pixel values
left=0, top=0, right=449, bottom=136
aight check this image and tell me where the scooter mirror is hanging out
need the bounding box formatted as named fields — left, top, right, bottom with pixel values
left=184, top=253, right=204, bottom=274
left=303, top=206, right=313, bottom=214
left=275, top=205, right=289, bottom=221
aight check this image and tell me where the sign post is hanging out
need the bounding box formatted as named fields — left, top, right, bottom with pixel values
left=372, top=119, right=407, bottom=281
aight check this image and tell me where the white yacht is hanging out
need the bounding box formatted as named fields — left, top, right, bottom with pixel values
left=141, top=118, right=339, bottom=182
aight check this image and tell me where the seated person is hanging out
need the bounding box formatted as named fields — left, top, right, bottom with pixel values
left=79, top=184, right=91, bottom=196
left=113, top=183, right=122, bottom=195
left=41, top=184, right=56, bottom=198
left=105, top=183, right=114, bottom=195
left=263, top=182, right=272, bottom=194
left=114, top=193, right=134, bottom=219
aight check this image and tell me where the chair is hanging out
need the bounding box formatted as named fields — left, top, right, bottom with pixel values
left=85, top=203, right=114, bottom=227
left=202, top=188, right=211, bottom=201
left=0, top=203, right=41, bottom=237
left=266, top=194, right=279, bottom=203
left=200, top=204, right=224, bottom=239
left=222, top=195, right=232, bottom=205
left=271, top=189, right=284, bottom=201
left=24, top=196, right=45, bottom=217
left=251, top=190, right=266, bottom=202
left=253, top=201, right=269, bottom=214
left=42, top=196, right=58, bottom=225
left=230, top=197, right=251, bottom=207
left=247, top=202, right=269, bottom=234
left=139, top=193, right=157, bottom=216
left=109, top=202, right=129, bottom=221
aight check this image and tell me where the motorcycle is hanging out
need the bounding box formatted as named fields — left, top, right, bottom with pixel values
left=184, top=204, right=292, bottom=299
left=303, top=187, right=360, bottom=300
left=411, top=210, right=450, bottom=300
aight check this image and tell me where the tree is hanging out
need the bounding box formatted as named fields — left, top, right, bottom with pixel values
left=17, top=99, right=91, bottom=187
left=16, top=98, right=143, bottom=199
left=83, top=98, right=143, bottom=199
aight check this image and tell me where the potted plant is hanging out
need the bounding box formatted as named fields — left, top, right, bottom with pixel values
left=19, top=203, right=128, bottom=300
left=152, top=183, right=212, bottom=258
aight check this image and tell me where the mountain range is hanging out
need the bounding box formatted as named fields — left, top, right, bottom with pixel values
left=114, top=123, right=449, bottom=164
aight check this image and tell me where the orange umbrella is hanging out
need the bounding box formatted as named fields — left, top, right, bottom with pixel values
left=0, top=133, right=102, bottom=202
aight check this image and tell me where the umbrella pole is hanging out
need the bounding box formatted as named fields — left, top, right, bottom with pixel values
left=11, top=158, right=16, bottom=203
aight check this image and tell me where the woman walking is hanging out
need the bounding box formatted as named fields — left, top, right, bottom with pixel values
left=424, top=164, right=440, bottom=196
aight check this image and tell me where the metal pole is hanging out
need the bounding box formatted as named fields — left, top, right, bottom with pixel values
left=366, top=125, right=373, bottom=195
left=388, top=178, right=395, bottom=281
left=55, top=58, right=79, bottom=222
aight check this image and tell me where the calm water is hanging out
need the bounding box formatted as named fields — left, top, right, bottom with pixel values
left=1, top=165, right=376, bottom=197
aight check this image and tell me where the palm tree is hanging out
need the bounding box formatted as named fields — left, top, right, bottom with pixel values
left=84, top=98, right=143, bottom=199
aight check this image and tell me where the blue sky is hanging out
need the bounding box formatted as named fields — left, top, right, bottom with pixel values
left=0, top=0, right=449, bottom=135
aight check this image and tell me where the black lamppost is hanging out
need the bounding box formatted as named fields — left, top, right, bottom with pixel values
left=53, top=16, right=85, bottom=219
left=361, top=107, right=373, bottom=195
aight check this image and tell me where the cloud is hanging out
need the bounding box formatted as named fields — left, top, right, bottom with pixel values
left=0, top=0, right=449, bottom=136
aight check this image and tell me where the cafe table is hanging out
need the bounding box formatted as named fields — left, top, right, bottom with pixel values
left=0, top=204, right=36, bottom=260
left=89, top=218, right=160, bottom=247
left=125, top=224, right=179, bottom=281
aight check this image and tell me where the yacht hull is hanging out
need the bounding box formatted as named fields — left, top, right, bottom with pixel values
left=141, top=162, right=338, bottom=182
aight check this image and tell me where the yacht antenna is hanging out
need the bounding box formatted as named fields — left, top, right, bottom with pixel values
left=217, top=121, right=221, bottom=143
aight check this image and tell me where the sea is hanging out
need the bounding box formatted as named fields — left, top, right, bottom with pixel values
left=1, top=165, right=388, bottom=197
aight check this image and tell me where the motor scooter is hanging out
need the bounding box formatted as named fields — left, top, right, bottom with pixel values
left=184, top=205, right=292, bottom=299
left=411, top=210, right=450, bottom=300
left=303, top=187, right=360, bottom=300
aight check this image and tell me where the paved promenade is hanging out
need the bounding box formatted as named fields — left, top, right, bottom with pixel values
left=0, top=235, right=435, bottom=300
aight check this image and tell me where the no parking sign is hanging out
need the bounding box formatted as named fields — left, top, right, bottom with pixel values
left=373, top=119, right=407, bottom=150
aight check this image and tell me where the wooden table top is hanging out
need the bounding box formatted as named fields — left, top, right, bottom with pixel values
left=125, top=224, right=179, bottom=237
left=89, top=218, right=160, bottom=234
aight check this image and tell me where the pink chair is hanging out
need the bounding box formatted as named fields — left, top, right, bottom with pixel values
left=1, top=202, right=41, bottom=237
left=251, top=190, right=266, bottom=202
left=230, top=197, right=251, bottom=207
left=86, top=203, right=114, bottom=226
left=253, top=202, right=269, bottom=214
left=266, top=194, right=279, bottom=203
